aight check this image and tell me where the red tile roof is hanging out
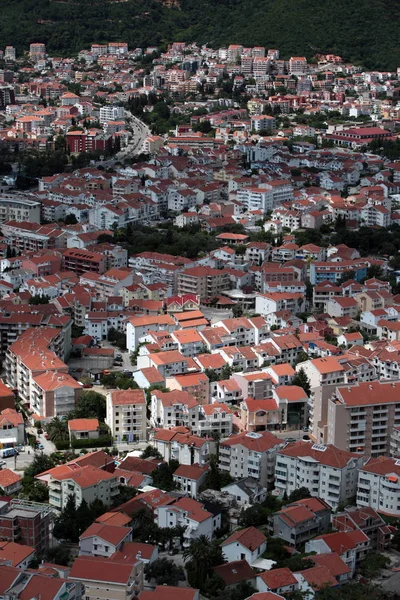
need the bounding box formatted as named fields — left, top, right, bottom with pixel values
left=257, top=567, right=297, bottom=590
left=222, top=526, right=267, bottom=551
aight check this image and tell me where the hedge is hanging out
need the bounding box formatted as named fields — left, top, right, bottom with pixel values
left=71, top=436, right=113, bottom=449
left=55, top=440, right=70, bottom=450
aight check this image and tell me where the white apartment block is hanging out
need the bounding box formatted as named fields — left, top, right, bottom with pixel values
left=150, top=389, right=200, bottom=429
left=0, top=195, right=41, bottom=224
left=357, top=456, right=400, bottom=517
left=106, top=389, right=147, bottom=442
left=327, top=381, right=400, bottom=457
left=219, top=430, right=282, bottom=489
left=99, top=105, right=125, bottom=124
left=275, top=441, right=365, bottom=510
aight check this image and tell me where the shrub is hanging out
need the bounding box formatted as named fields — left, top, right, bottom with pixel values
left=71, top=435, right=112, bottom=449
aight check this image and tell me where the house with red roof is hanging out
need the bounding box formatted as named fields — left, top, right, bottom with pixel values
left=155, top=497, right=221, bottom=542
left=0, top=469, right=22, bottom=495
left=68, top=418, right=100, bottom=441
left=219, top=430, right=282, bottom=488
left=270, top=497, right=331, bottom=548
left=139, top=586, right=199, bottom=600
left=152, top=428, right=216, bottom=466
left=79, top=523, right=132, bottom=558
left=173, top=463, right=209, bottom=497
left=213, top=559, right=257, bottom=589
left=222, top=526, right=267, bottom=564
left=0, top=540, right=35, bottom=569
left=256, top=567, right=298, bottom=596
left=305, top=529, right=370, bottom=576
left=295, top=565, right=338, bottom=595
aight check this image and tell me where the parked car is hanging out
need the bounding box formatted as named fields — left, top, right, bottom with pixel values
left=37, top=443, right=44, bottom=450
left=45, top=433, right=50, bottom=440
left=37, top=428, right=43, bottom=434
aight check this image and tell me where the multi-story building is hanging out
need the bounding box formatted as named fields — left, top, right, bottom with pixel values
left=327, top=381, right=400, bottom=457
left=219, top=430, right=282, bottom=489
left=275, top=441, right=366, bottom=510
left=62, top=248, right=107, bottom=275
left=99, top=105, right=125, bottom=124
left=155, top=497, right=221, bottom=542
left=289, top=56, right=307, bottom=75
left=332, top=507, right=391, bottom=552
left=48, top=465, right=119, bottom=510
left=29, top=42, right=46, bottom=61
left=270, top=497, right=331, bottom=548
left=177, top=266, right=231, bottom=301
left=0, top=498, right=52, bottom=553
left=152, top=428, right=216, bottom=465
left=106, top=389, right=147, bottom=442
left=150, top=389, right=199, bottom=430
left=357, top=456, right=400, bottom=517
left=5, top=327, right=75, bottom=414
left=70, top=555, right=143, bottom=600
left=126, top=314, right=177, bottom=351
left=0, top=195, right=41, bottom=223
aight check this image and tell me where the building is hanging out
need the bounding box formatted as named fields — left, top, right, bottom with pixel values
left=126, top=314, right=177, bottom=351
left=155, top=497, right=221, bottom=542
left=219, top=430, right=282, bottom=489
left=47, top=465, right=119, bottom=510
left=150, top=389, right=199, bottom=430
left=106, top=389, right=147, bottom=442
left=177, top=267, right=231, bottom=300
left=275, top=441, right=365, bottom=509
left=221, top=526, right=267, bottom=564
left=0, top=469, right=22, bottom=495
left=69, top=555, right=143, bottom=600
left=0, top=540, right=35, bottom=569
left=357, top=456, right=400, bottom=517
left=0, top=408, right=24, bottom=447
left=270, top=497, right=331, bottom=548
left=0, top=498, right=51, bottom=553
left=327, top=381, right=400, bottom=456
left=305, top=530, right=370, bottom=577
left=79, top=523, right=132, bottom=557
left=172, top=463, right=209, bottom=498
left=62, top=248, right=107, bottom=275
left=0, top=195, right=41, bottom=223
left=152, top=428, right=216, bottom=466
left=68, top=418, right=100, bottom=442
left=332, top=507, right=390, bottom=551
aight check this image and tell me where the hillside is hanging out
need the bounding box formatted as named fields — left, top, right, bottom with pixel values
left=0, top=0, right=399, bottom=70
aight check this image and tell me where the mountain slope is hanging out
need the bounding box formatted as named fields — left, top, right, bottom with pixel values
left=0, top=0, right=398, bottom=70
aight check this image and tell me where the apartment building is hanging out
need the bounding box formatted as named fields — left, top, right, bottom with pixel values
left=5, top=327, right=75, bottom=414
left=166, top=372, right=210, bottom=405
left=270, top=497, right=331, bottom=548
left=357, top=456, right=400, bottom=517
left=70, top=555, right=143, bottom=600
left=155, top=497, right=221, bottom=541
left=332, top=507, right=390, bottom=552
left=152, top=428, right=217, bottom=465
left=62, top=248, right=107, bottom=275
left=297, top=357, right=345, bottom=390
left=106, top=389, right=147, bottom=442
left=150, top=389, right=199, bottom=429
left=177, top=266, right=231, bottom=300
left=327, top=381, right=400, bottom=457
left=126, top=314, right=177, bottom=351
left=0, top=498, right=51, bottom=553
left=219, top=430, right=282, bottom=489
left=305, top=530, right=369, bottom=577
left=48, top=465, right=119, bottom=510
left=0, top=195, right=41, bottom=223
left=196, top=403, right=233, bottom=437
left=79, top=523, right=132, bottom=557
left=275, top=441, right=365, bottom=510
left=289, top=56, right=307, bottom=75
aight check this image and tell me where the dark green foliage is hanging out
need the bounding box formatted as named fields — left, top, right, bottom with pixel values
left=144, top=558, right=185, bottom=586
left=53, top=496, right=107, bottom=543
left=21, top=476, right=49, bottom=502
left=199, top=455, right=233, bottom=492
left=359, top=552, right=390, bottom=578
left=151, top=460, right=179, bottom=491
left=0, top=0, right=398, bottom=69
left=28, top=295, right=50, bottom=305
left=291, top=368, right=311, bottom=395
left=45, top=546, right=71, bottom=566
left=73, top=391, right=107, bottom=421
left=183, top=534, right=226, bottom=589
left=107, top=327, right=127, bottom=351
left=140, top=445, right=163, bottom=459
left=112, top=485, right=138, bottom=507
left=71, top=435, right=113, bottom=449
left=286, top=486, right=312, bottom=503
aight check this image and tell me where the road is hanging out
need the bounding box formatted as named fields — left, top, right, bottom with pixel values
left=92, top=111, right=150, bottom=169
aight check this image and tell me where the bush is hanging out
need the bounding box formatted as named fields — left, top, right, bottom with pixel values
left=71, top=435, right=112, bottom=449
left=55, top=440, right=70, bottom=450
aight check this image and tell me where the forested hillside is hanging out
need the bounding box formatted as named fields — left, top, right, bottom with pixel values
left=0, top=0, right=399, bottom=70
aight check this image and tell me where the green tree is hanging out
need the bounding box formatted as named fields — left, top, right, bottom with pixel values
left=287, top=486, right=311, bottom=503
left=65, top=214, right=78, bottom=225
left=21, top=476, right=49, bottom=502
left=144, top=558, right=185, bottom=585
left=199, top=455, right=233, bottom=492
left=46, top=417, right=69, bottom=443
left=24, top=453, right=55, bottom=478
left=53, top=495, right=79, bottom=542
left=74, top=391, right=106, bottom=421
left=291, top=368, right=311, bottom=395
left=29, top=295, right=50, bottom=305
left=45, top=546, right=71, bottom=566
left=140, top=445, right=162, bottom=459
left=232, top=303, right=244, bottom=318
left=360, top=552, right=390, bottom=578
left=183, top=535, right=225, bottom=589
